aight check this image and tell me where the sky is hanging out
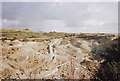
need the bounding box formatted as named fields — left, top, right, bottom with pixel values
left=1, top=1, right=119, bottom=33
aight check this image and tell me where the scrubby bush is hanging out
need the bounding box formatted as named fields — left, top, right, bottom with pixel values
left=94, top=37, right=120, bottom=80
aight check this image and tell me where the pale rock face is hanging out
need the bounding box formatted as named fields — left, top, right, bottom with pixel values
left=81, top=41, right=92, bottom=53
left=4, top=40, right=11, bottom=42
left=19, top=74, right=28, bottom=79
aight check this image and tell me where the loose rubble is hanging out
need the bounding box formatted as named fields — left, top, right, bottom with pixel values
left=0, top=37, right=118, bottom=79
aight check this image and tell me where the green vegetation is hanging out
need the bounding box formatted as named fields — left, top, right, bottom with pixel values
left=0, top=28, right=50, bottom=39
left=0, top=28, right=117, bottom=40
left=0, top=28, right=67, bottom=39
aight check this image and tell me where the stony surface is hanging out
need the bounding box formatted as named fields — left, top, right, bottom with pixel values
left=0, top=37, right=117, bottom=79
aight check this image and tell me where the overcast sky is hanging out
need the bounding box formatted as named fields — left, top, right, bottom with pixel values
left=2, top=2, right=118, bottom=33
